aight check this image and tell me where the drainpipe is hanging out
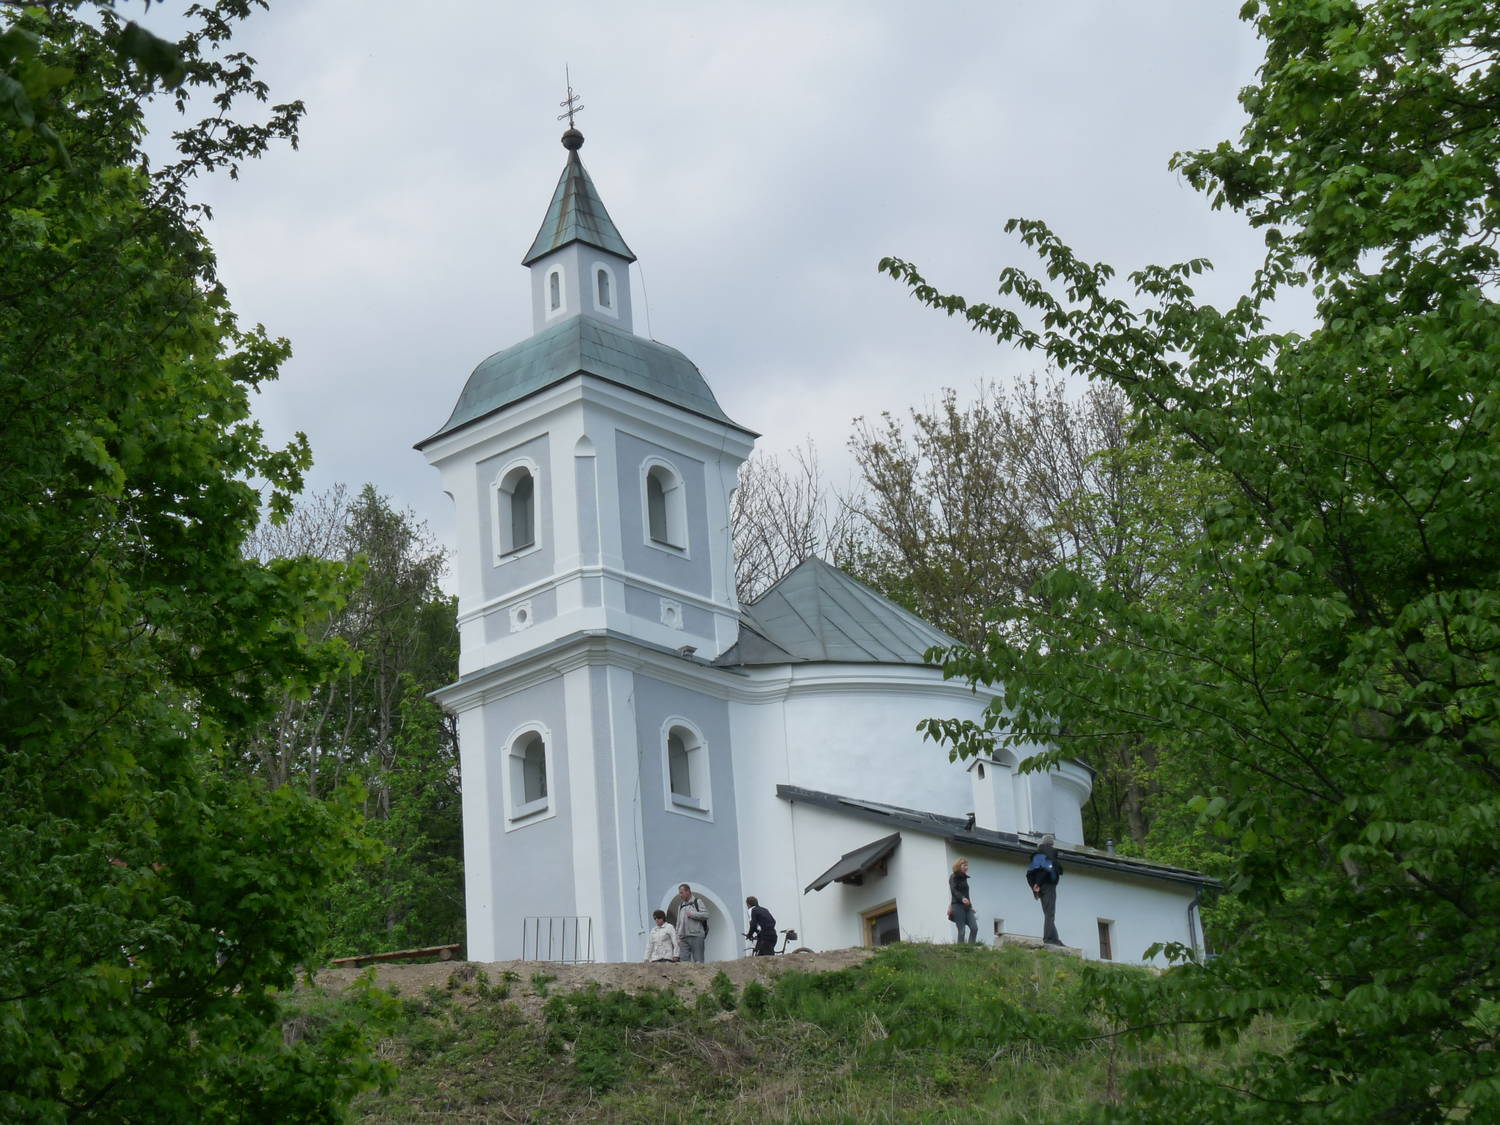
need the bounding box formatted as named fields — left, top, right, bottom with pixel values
left=1187, top=885, right=1204, bottom=960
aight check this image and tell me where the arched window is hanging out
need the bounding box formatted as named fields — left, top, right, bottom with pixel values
left=510, top=471, right=534, bottom=550
left=646, top=471, right=668, bottom=541
left=548, top=268, right=561, bottom=311
left=668, top=730, right=691, bottom=797
left=596, top=267, right=611, bottom=309
left=663, top=721, right=709, bottom=816
left=508, top=729, right=551, bottom=821
left=493, top=461, right=540, bottom=560
left=644, top=461, right=686, bottom=550
left=519, top=733, right=547, bottom=802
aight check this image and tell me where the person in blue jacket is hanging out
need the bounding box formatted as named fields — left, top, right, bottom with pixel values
left=1026, top=834, right=1065, bottom=946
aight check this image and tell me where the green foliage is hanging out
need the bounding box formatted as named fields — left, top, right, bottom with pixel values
left=0, top=2, right=184, bottom=162
left=0, top=3, right=377, bottom=1119
left=332, top=945, right=1285, bottom=1123
left=769, top=943, right=1094, bottom=1067
left=883, top=1, right=1500, bottom=1119
left=843, top=376, right=1231, bottom=853
left=740, top=979, right=770, bottom=1019
left=543, top=984, right=687, bottom=1093
left=710, top=969, right=738, bottom=1011
left=237, top=484, right=463, bottom=954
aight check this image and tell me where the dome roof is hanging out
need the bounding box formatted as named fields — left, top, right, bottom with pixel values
left=420, top=315, right=747, bottom=446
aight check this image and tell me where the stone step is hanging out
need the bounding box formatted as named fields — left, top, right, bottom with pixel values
left=995, top=933, right=1084, bottom=957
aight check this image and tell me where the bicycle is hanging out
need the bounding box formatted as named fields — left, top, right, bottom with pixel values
left=744, top=927, right=813, bottom=956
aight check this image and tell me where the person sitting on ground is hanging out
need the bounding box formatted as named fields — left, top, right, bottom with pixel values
left=644, top=909, right=680, bottom=963
left=745, top=896, right=777, bottom=956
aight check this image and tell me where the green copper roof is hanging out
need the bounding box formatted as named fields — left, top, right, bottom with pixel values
left=716, top=558, right=957, bottom=667
left=522, top=149, right=636, bottom=265
left=420, top=315, right=746, bottom=446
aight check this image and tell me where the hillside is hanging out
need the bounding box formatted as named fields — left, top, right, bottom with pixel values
left=295, top=943, right=1279, bottom=1124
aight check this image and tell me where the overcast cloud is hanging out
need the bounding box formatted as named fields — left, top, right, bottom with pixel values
left=149, top=2, right=1271, bottom=567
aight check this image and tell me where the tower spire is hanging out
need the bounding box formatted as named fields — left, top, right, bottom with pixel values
left=522, top=74, right=634, bottom=267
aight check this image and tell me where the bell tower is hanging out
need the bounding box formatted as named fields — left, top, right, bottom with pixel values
left=418, top=121, right=755, bottom=962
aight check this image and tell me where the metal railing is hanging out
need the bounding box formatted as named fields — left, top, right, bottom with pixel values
left=520, top=916, right=594, bottom=963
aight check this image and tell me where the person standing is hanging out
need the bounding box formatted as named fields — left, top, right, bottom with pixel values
left=745, top=896, right=776, bottom=956
left=1026, top=834, right=1065, bottom=946
left=666, top=883, right=709, bottom=962
left=643, top=909, right=679, bottom=962
left=948, top=858, right=979, bottom=943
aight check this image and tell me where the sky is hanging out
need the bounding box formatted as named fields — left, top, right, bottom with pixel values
left=151, top=1, right=1271, bottom=567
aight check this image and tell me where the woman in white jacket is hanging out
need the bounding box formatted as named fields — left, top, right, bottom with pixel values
left=644, top=909, right=680, bottom=962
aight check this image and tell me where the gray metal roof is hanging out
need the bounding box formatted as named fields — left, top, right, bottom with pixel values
left=522, top=148, right=636, bottom=266
left=716, top=558, right=956, bottom=667
left=805, top=832, right=902, bottom=893
left=419, top=315, right=747, bottom=446
left=778, top=784, right=1218, bottom=889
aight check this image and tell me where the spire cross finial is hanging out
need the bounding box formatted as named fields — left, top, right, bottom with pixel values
left=557, top=67, right=584, bottom=129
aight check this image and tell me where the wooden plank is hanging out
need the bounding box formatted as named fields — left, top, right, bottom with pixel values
left=330, top=943, right=462, bottom=968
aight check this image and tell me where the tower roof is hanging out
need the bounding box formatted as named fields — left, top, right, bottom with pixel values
left=521, top=132, right=636, bottom=266
left=716, top=558, right=957, bottom=667
left=417, top=315, right=748, bottom=447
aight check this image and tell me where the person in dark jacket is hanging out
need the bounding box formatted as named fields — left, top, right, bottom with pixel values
left=1026, top=834, right=1065, bottom=946
left=949, top=858, right=979, bottom=943
left=745, top=896, right=777, bottom=956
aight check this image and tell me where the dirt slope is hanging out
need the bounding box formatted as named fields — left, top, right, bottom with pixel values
left=311, top=948, right=871, bottom=1018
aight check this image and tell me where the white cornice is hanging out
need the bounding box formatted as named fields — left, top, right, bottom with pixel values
left=433, top=631, right=736, bottom=712
left=420, top=371, right=756, bottom=467
left=433, top=631, right=997, bottom=714
left=455, top=564, right=739, bottom=627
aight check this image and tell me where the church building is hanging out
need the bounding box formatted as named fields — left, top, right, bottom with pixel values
left=417, top=126, right=1212, bottom=966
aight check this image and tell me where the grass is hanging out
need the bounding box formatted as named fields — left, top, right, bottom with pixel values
left=295, top=944, right=1284, bottom=1124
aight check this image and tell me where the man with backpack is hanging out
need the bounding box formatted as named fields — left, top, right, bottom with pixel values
left=1025, top=834, right=1065, bottom=946
left=667, top=883, right=709, bottom=962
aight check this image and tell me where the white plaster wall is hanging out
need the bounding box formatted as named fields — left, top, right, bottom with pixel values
left=788, top=802, right=904, bottom=951
left=726, top=685, right=806, bottom=941
left=457, top=706, right=496, bottom=961
left=1049, top=868, right=1197, bottom=965
left=776, top=668, right=986, bottom=818
left=782, top=801, right=1199, bottom=966
left=1050, top=762, right=1092, bottom=846
left=959, top=850, right=1197, bottom=966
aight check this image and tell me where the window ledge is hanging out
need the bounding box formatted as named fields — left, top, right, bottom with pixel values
left=511, top=797, right=550, bottom=821
left=670, top=793, right=705, bottom=812
left=495, top=542, right=543, bottom=566
left=646, top=536, right=689, bottom=557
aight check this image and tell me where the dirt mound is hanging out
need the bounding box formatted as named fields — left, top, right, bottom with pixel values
left=311, top=948, right=871, bottom=1018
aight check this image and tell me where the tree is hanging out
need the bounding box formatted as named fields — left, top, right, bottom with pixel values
left=883, top=0, right=1500, bottom=1119
left=239, top=485, right=464, bottom=953
left=843, top=377, right=1214, bottom=646
left=843, top=383, right=1053, bottom=647
left=844, top=377, right=1222, bottom=848
left=731, top=441, right=853, bottom=603
left=1, top=5, right=387, bottom=1119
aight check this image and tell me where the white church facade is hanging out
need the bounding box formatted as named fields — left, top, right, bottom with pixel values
left=418, top=126, right=1212, bottom=967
